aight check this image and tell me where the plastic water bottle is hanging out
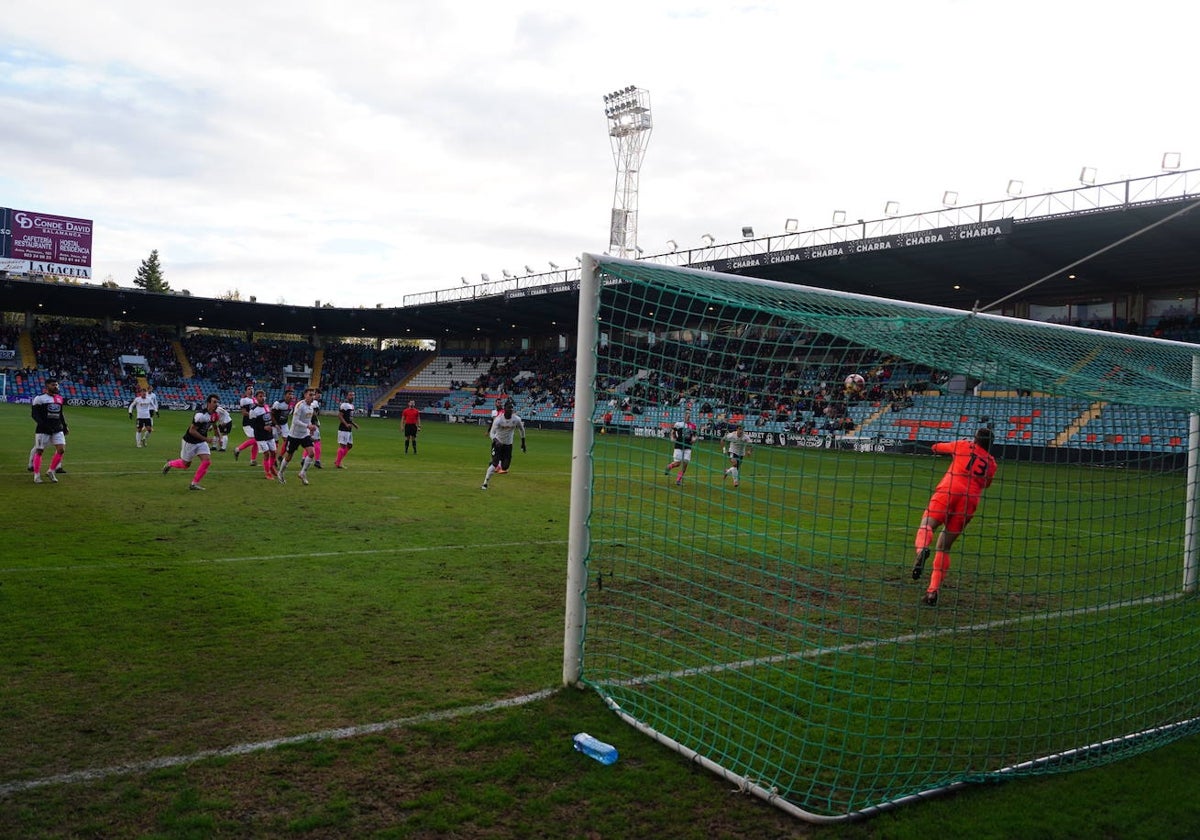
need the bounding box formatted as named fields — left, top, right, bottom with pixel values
left=573, top=732, right=618, bottom=765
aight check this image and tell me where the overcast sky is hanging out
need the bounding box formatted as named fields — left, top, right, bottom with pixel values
left=1, top=1, right=1195, bottom=309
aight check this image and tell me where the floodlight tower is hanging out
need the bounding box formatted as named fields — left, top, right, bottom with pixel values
left=603, top=85, right=653, bottom=258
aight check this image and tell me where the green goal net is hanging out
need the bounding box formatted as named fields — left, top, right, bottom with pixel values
left=562, top=254, right=1200, bottom=821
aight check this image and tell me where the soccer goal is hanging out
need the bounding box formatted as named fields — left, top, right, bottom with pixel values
left=563, top=253, right=1200, bottom=822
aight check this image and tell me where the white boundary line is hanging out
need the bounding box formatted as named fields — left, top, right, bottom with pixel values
left=0, top=540, right=568, bottom=575
left=0, top=689, right=557, bottom=797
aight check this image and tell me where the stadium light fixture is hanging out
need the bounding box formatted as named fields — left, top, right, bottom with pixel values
left=884, top=201, right=899, bottom=216
left=831, top=210, right=846, bottom=226
left=942, top=190, right=959, bottom=206
left=575, top=256, right=582, bottom=264
left=461, top=276, right=469, bottom=285
left=1079, top=167, right=1097, bottom=185
left=502, top=269, right=513, bottom=279
left=635, top=246, right=644, bottom=256
left=524, top=265, right=536, bottom=274
left=1162, top=152, right=1181, bottom=170
left=548, top=261, right=559, bottom=270
left=1007, top=179, right=1024, bottom=196
left=701, top=233, right=715, bottom=246
left=481, top=273, right=490, bottom=282
left=666, top=239, right=678, bottom=252
left=785, top=218, right=800, bottom=232
left=741, top=226, right=754, bottom=238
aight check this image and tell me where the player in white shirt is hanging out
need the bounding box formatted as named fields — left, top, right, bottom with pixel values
left=233, top=384, right=259, bottom=465
left=214, top=403, right=234, bottom=452
left=480, top=400, right=526, bottom=490
left=276, top=388, right=318, bottom=485
left=721, top=425, right=752, bottom=488
left=128, top=387, right=157, bottom=447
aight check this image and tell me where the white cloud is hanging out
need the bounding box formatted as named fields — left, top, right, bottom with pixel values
left=1, top=0, right=1195, bottom=308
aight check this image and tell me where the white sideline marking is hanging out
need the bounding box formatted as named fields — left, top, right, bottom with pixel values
left=0, top=540, right=567, bottom=575
left=0, top=689, right=557, bottom=797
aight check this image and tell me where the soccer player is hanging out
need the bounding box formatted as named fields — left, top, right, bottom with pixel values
left=721, top=424, right=751, bottom=488
left=664, top=410, right=698, bottom=486
left=31, top=379, right=69, bottom=483
left=161, top=393, right=220, bottom=490
left=277, top=388, right=318, bottom=485
left=334, top=390, right=360, bottom=469
left=233, top=384, right=259, bottom=465
left=247, top=390, right=278, bottom=479
left=28, top=381, right=67, bottom=474
left=214, top=402, right=234, bottom=452
left=128, top=386, right=156, bottom=447
left=481, top=400, right=525, bottom=490
left=270, top=388, right=294, bottom=459
left=310, top=391, right=324, bottom=468
left=401, top=399, right=421, bottom=454
left=911, top=427, right=998, bottom=607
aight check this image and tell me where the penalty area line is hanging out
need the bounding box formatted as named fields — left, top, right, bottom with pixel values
left=0, top=688, right=558, bottom=797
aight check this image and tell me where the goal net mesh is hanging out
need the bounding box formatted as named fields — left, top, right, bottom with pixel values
left=572, top=255, right=1200, bottom=820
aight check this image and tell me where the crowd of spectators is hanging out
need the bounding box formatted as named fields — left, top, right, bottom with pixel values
left=184, top=333, right=312, bottom=391
left=19, top=322, right=180, bottom=392
left=319, top=343, right=421, bottom=399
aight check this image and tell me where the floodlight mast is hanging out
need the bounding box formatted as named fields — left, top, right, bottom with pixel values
left=603, top=85, right=652, bottom=258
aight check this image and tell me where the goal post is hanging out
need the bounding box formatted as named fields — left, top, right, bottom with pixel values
left=564, top=253, right=1200, bottom=821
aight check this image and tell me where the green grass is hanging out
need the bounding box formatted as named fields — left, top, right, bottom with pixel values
left=2, top=403, right=1200, bottom=838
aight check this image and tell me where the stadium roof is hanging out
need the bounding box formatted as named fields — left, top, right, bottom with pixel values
left=4, top=173, right=1199, bottom=339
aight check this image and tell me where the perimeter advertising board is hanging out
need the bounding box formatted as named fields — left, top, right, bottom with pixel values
left=0, top=207, right=93, bottom=278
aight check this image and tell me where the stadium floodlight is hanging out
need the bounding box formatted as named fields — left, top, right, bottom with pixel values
left=942, top=190, right=959, bottom=206
left=524, top=265, right=536, bottom=274
left=549, top=261, right=559, bottom=270
left=461, top=277, right=469, bottom=285
left=741, top=226, right=754, bottom=238
left=502, top=269, right=513, bottom=279
left=884, top=201, right=899, bottom=216
left=831, top=210, right=846, bottom=225
left=635, top=246, right=644, bottom=256
left=1162, top=152, right=1181, bottom=171
left=604, top=85, right=653, bottom=258
left=666, top=239, right=678, bottom=252
left=1079, top=167, right=1097, bottom=185
left=1007, top=179, right=1024, bottom=196
left=481, top=273, right=490, bottom=282
left=785, top=218, right=800, bottom=233
left=701, top=233, right=715, bottom=246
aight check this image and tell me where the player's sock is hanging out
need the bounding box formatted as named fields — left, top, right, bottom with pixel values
left=928, top=551, right=951, bottom=591
left=50, top=452, right=63, bottom=472
left=412, top=442, right=417, bottom=453
left=263, top=455, right=274, bottom=477
left=485, top=465, right=496, bottom=483
left=167, top=459, right=186, bottom=469
left=335, top=447, right=346, bottom=467
left=28, top=447, right=37, bottom=469
left=32, top=452, right=43, bottom=473
left=313, top=440, right=322, bottom=462
left=404, top=440, right=409, bottom=452
left=193, top=460, right=211, bottom=484
left=236, top=439, right=256, bottom=454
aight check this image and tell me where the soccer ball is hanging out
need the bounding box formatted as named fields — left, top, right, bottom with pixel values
left=844, top=373, right=865, bottom=389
